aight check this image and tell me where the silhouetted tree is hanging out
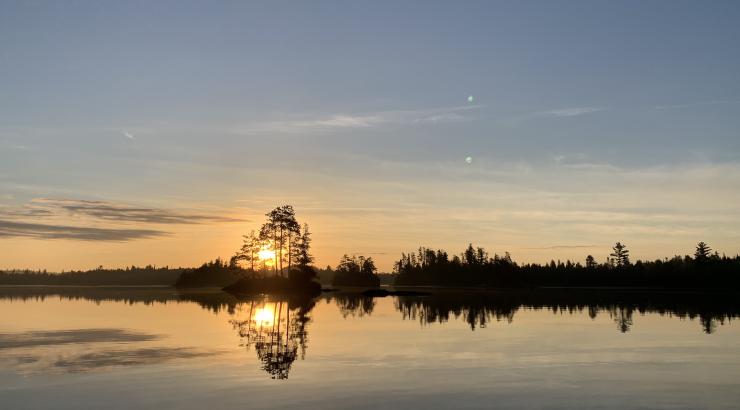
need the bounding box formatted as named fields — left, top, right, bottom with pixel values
left=0, top=266, right=185, bottom=286
left=293, top=223, right=314, bottom=268
left=229, top=255, right=240, bottom=269
left=392, top=243, right=740, bottom=290
left=695, top=241, right=712, bottom=262
left=332, top=254, right=380, bottom=288
left=260, top=205, right=300, bottom=277
left=281, top=207, right=301, bottom=273
left=585, top=255, right=597, bottom=268
left=610, top=242, right=630, bottom=267
left=238, top=230, right=263, bottom=271
left=176, top=258, right=247, bottom=288
left=463, top=243, right=477, bottom=266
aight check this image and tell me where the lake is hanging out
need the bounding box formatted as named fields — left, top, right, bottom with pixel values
left=1, top=287, right=739, bottom=409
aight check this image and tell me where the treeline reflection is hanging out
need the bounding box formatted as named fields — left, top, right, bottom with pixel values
left=1, top=287, right=737, bottom=335
left=0, top=286, right=242, bottom=314
left=1, top=287, right=736, bottom=335
left=393, top=291, right=738, bottom=334
left=326, top=290, right=739, bottom=334
left=331, top=293, right=376, bottom=318
left=2, top=287, right=738, bottom=379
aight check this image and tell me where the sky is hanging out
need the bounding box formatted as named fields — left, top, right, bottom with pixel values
left=1, top=0, right=740, bottom=271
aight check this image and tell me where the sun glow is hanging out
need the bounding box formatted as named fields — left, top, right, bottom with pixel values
left=258, top=248, right=276, bottom=262
left=254, top=307, right=275, bottom=325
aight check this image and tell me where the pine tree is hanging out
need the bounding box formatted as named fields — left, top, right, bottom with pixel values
left=585, top=254, right=597, bottom=268
left=293, top=223, right=314, bottom=268
left=694, top=241, right=712, bottom=262
left=610, top=242, right=630, bottom=267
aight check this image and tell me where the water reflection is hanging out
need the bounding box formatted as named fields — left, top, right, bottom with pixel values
left=391, top=290, right=738, bottom=334
left=0, top=287, right=736, bottom=336
left=0, top=286, right=241, bottom=314
left=0, top=287, right=738, bottom=380
left=0, top=327, right=225, bottom=375
left=330, top=293, right=376, bottom=318
left=322, top=290, right=738, bottom=335
left=229, top=297, right=315, bottom=379
left=1, top=288, right=738, bottom=409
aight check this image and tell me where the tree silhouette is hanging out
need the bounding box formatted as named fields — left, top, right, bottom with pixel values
left=695, top=241, right=712, bottom=262
left=609, top=242, right=630, bottom=267
left=332, top=254, right=380, bottom=287
left=293, top=223, right=314, bottom=268
left=237, top=230, right=263, bottom=272
left=392, top=243, right=740, bottom=290
left=585, top=255, right=597, bottom=268
left=259, top=206, right=301, bottom=277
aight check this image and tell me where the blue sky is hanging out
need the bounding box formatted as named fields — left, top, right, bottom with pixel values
left=1, top=1, right=740, bottom=270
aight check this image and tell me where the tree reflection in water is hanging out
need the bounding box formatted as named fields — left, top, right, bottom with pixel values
left=391, top=290, right=739, bottom=334
left=230, top=297, right=314, bottom=379
left=329, top=293, right=376, bottom=318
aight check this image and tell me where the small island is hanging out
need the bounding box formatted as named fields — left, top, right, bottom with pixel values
left=176, top=205, right=388, bottom=296
left=190, top=205, right=325, bottom=296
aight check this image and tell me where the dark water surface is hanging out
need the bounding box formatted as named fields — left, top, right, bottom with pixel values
left=0, top=287, right=738, bottom=409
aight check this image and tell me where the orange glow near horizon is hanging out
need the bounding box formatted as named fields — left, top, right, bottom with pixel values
left=257, top=247, right=276, bottom=264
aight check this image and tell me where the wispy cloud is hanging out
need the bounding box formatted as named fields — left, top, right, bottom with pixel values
left=0, top=220, right=166, bottom=241
left=3, top=198, right=243, bottom=225
left=235, top=105, right=484, bottom=135
left=121, top=131, right=135, bottom=140
left=0, top=198, right=244, bottom=241
left=653, top=99, right=739, bottom=110
left=539, top=107, right=603, bottom=117
left=413, top=112, right=466, bottom=124
left=506, top=106, right=604, bottom=126
left=551, top=153, right=621, bottom=172
left=250, top=114, right=385, bottom=134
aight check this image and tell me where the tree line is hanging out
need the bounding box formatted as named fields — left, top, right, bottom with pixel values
left=394, top=242, right=740, bottom=290
left=0, top=265, right=184, bottom=286
left=331, top=254, right=380, bottom=287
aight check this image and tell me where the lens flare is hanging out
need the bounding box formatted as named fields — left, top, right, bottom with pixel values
left=258, top=248, right=276, bottom=261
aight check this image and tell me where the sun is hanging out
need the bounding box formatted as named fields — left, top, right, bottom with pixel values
left=258, top=247, right=276, bottom=262
left=253, top=307, right=274, bottom=325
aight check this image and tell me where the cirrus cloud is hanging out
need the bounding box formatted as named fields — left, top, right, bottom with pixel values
left=0, top=198, right=244, bottom=242
left=3, top=198, right=243, bottom=225
left=0, top=220, right=166, bottom=241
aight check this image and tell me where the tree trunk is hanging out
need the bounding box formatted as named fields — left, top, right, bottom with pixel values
left=287, top=234, right=292, bottom=273
left=273, top=229, right=278, bottom=276
left=279, top=227, right=284, bottom=277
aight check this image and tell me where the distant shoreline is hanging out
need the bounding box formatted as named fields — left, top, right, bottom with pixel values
left=1, top=284, right=738, bottom=295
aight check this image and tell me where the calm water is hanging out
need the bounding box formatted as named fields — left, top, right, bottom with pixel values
left=0, top=287, right=739, bottom=409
